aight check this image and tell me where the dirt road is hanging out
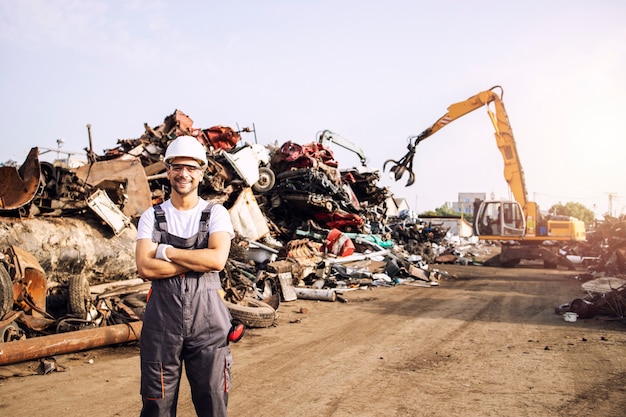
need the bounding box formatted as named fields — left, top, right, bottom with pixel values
left=1, top=264, right=625, bottom=417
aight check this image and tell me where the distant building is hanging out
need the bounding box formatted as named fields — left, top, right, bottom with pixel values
left=385, top=196, right=410, bottom=218
left=451, top=192, right=486, bottom=216
left=419, top=215, right=475, bottom=238
left=394, top=197, right=410, bottom=213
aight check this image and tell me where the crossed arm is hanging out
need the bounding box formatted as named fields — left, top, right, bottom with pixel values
left=135, top=231, right=232, bottom=280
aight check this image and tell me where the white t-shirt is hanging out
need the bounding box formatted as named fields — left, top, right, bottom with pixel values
left=137, top=199, right=235, bottom=242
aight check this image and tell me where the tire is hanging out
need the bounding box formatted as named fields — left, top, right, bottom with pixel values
left=252, top=167, right=275, bottom=193
left=69, top=275, right=91, bottom=319
left=0, top=321, right=20, bottom=343
left=0, top=264, right=14, bottom=318
left=224, top=298, right=277, bottom=328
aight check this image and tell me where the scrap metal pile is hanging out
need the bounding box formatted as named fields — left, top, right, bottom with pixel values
left=556, top=215, right=626, bottom=321
left=0, top=110, right=448, bottom=363
left=1, top=109, right=625, bottom=365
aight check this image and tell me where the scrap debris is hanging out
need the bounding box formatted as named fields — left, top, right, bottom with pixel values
left=556, top=215, right=626, bottom=321
left=1, top=109, right=624, bottom=365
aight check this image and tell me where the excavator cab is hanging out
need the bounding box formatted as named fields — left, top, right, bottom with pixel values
left=474, top=200, right=525, bottom=238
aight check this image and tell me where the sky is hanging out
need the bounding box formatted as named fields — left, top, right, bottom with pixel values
left=1, top=0, right=625, bottom=218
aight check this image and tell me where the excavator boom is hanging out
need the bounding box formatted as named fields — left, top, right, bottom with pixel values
left=385, top=86, right=528, bottom=208
left=318, top=130, right=368, bottom=166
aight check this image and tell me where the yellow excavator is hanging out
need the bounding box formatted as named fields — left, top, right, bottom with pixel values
left=384, top=85, right=586, bottom=268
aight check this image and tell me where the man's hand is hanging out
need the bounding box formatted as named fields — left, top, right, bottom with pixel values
left=155, top=244, right=173, bottom=262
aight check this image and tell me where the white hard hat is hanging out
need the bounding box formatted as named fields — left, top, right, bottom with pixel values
left=164, top=136, right=208, bottom=166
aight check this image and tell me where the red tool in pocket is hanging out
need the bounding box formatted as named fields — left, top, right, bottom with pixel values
left=228, top=322, right=245, bottom=343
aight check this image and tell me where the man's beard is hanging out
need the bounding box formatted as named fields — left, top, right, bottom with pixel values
left=171, top=180, right=198, bottom=197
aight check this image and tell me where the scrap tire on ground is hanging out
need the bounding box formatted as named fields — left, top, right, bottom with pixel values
left=224, top=298, right=277, bottom=328
left=0, top=263, right=14, bottom=318
left=69, top=275, right=91, bottom=319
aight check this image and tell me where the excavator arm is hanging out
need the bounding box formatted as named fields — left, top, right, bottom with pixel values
left=384, top=85, right=529, bottom=209
left=385, top=86, right=587, bottom=267
left=318, top=130, right=368, bottom=166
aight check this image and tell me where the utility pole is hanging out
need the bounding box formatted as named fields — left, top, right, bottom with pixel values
left=605, top=192, right=618, bottom=217
left=86, top=124, right=96, bottom=164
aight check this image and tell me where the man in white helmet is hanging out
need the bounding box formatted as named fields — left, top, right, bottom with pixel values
left=135, top=135, right=235, bottom=417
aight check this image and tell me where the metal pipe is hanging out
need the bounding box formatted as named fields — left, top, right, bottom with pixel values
left=90, top=278, right=147, bottom=295
left=0, top=321, right=142, bottom=366
left=246, top=239, right=280, bottom=253
left=294, top=287, right=337, bottom=302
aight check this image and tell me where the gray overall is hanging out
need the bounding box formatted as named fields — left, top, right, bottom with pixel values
left=140, top=204, right=233, bottom=417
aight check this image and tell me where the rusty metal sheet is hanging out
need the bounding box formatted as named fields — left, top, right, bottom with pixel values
left=8, top=245, right=46, bottom=277
left=7, top=245, right=47, bottom=318
left=74, top=159, right=152, bottom=218
left=0, top=147, right=41, bottom=211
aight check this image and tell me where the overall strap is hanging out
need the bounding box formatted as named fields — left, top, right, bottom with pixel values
left=152, top=204, right=170, bottom=244
left=195, top=202, right=214, bottom=248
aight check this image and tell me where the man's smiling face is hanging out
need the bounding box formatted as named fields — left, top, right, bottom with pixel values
left=166, top=156, right=205, bottom=197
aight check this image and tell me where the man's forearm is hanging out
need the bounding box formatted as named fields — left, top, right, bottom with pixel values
left=138, top=256, right=190, bottom=280
left=167, top=247, right=227, bottom=272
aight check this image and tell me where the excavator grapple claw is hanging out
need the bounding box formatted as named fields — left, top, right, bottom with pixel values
left=383, top=160, right=416, bottom=187
left=384, top=159, right=406, bottom=181
left=382, top=159, right=397, bottom=172
left=383, top=142, right=417, bottom=187
left=406, top=171, right=415, bottom=187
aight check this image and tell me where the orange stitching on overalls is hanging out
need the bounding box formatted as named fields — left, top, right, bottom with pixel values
left=223, top=357, right=228, bottom=392
left=161, top=365, right=165, bottom=398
